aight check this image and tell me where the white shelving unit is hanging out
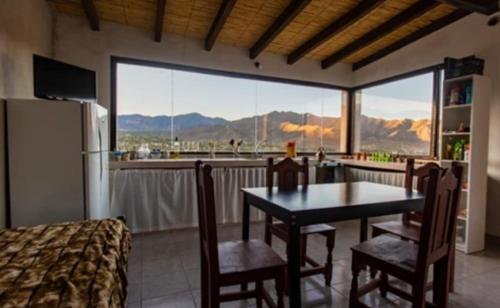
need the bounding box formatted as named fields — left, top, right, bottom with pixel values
left=440, top=74, right=491, bottom=254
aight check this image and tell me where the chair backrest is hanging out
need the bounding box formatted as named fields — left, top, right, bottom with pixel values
left=266, top=157, right=309, bottom=190
left=403, top=158, right=442, bottom=225
left=195, top=161, right=220, bottom=276
left=417, top=164, right=462, bottom=270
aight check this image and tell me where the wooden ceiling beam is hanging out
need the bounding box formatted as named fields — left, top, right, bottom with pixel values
left=287, top=0, right=386, bottom=65
left=436, top=0, right=499, bottom=15
left=321, top=0, right=440, bottom=69
left=154, top=0, right=167, bottom=42
left=352, top=9, right=471, bottom=71
left=250, top=0, right=312, bottom=59
left=205, top=0, right=237, bottom=51
left=80, top=0, right=99, bottom=31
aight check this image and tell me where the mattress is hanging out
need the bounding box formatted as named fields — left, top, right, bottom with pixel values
left=0, top=219, right=131, bottom=307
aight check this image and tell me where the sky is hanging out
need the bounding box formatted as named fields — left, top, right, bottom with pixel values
left=117, top=63, right=433, bottom=121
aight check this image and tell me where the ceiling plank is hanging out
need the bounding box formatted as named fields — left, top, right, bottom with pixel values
left=154, top=0, right=167, bottom=42
left=321, top=0, right=440, bottom=69
left=80, top=0, right=99, bottom=31
left=287, top=0, right=386, bottom=65
left=437, top=0, right=499, bottom=15
left=205, top=0, right=237, bottom=51
left=250, top=0, right=312, bottom=59
left=352, top=9, right=471, bottom=71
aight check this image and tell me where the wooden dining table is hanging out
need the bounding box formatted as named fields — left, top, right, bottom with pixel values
left=241, top=181, right=425, bottom=308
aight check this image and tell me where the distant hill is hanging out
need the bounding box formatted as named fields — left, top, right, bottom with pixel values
left=117, top=113, right=228, bottom=132
left=117, top=111, right=430, bottom=153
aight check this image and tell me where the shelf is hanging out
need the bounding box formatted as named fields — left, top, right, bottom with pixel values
left=441, top=74, right=489, bottom=254
left=455, top=242, right=465, bottom=252
left=441, top=159, right=469, bottom=164
left=444, top=75, right=474, bottom=83
left=443, top=132, right=470, bottom=136
left=443, top=104, right=472, bottom=110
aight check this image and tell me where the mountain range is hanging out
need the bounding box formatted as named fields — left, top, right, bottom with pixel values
left=117, top=111, right=430, bottom=153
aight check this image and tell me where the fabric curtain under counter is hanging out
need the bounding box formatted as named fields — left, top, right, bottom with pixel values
left=110, top=166, right=405, bottom=233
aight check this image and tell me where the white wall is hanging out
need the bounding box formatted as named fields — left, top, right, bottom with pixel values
left=53, top=14, right=354, bottom=111
left=353, top=14, right=500, bottom=236
left=0, top=0, right=54, bottom=229
left=0, top=0, right=54, bottom=98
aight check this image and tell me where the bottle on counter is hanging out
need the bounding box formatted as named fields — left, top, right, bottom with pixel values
left=137, top=144, right=151, bottom=160
left=172, top=137, right=181, bottom=159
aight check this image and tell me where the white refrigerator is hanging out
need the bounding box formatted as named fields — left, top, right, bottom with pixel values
left=3, top=99, right=110, bottom=227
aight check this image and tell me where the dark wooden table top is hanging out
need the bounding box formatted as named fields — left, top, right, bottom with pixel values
left=242, top=181, right=425, bottom=225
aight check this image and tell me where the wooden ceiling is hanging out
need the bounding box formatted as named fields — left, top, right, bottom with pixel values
left=47, top=0, right=498, bottom=70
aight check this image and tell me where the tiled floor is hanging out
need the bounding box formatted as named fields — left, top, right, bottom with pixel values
left=127, top=220, right=500, bottom=307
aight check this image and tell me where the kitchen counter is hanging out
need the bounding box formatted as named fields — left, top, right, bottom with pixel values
left=110, top=156, right=434, bottom=172
left=336, top=158, right=435, bottom=172
left=109, top=157, right=334, bottom=169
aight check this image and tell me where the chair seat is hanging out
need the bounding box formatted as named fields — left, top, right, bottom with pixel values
left=271, top=223, right=336, bottom=236
left=372, top=221, right=421, bottom=242
left=218, top=239, right=286, bottom=276
left=351, top=235, right=418, bottom=273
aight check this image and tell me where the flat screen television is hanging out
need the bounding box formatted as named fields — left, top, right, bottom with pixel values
left=33, top=54, right=96, bottom=101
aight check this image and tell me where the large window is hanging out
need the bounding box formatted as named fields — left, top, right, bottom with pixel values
left=114, top=60, right=348, bottom=153
left=353, top=72, right=435, bottom=156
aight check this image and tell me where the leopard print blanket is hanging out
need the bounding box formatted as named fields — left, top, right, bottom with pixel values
left=0, top=219, right=131, bottom=307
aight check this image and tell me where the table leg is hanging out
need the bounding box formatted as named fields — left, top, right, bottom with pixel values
left=242, top=193, right=250, bottom=241
left=241, top=193, right=250, bottom=291
left=288, top=223, right=301, bottom=308
left=359, top=217, right=368, bottom=242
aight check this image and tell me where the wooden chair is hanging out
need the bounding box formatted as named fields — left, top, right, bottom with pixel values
left=349, top=165, right=463, bottom=308
left=265, top=157, right=336, bottom=286
left=371, top=158, right=441, bottom=241
left=195, top=160, right=286, bottom=308
left=370, top=159, right=457, bottom=291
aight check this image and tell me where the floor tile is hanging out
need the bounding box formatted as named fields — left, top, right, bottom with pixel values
left=130, top=221, right=500, bottom=307
left=142, top=292, right=196, bottom=308
left=142, top=271, right=191, bottom=299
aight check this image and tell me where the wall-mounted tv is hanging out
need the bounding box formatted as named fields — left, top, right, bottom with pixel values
left=33, top=54, right=96, bottom=101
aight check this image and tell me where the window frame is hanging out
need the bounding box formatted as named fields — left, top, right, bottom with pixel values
left=110, top=56, right=351, bottom=154
left=350, top=64, right=443, bottom=159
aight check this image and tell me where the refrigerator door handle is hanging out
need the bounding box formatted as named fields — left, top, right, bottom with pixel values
left=98, top=129, right=103, bottom=180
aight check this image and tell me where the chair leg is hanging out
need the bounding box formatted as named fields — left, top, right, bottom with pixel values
left=433, top=258, right=449, bottom=307
left=379, top=272, right=388, bottom=298
left=324, top=231, right=335, bottom=286
left=201, top=257, right=208, bottom=308
left=349, top=256, right=361, bottom=308
left=265, top=215, right=273, bottom=246
left=275, top=268, right=285, bottom=308
left=411, top=280, right=427, bottom=308
left=449, top=247, right=455, bottom=292
left=300, top=235, right=307, bottom=267
left=209, top=286, right=219, bottom=308
left=369, top=228, right=382, bottom=279
left=256, top=281, right=263, bottom=308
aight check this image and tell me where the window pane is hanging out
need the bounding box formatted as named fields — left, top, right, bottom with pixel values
left=257, top=81, right=345, bottom=153
left=172, top=71, right=256, bottom=152
left=116, top=63, right=172, bottom=151
left=355, top=73, right=434, bottom=156
left=116, top=61, right=346, bottom=154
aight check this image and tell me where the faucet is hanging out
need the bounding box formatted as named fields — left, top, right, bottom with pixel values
left=229, top=139, right=243, bottom=158
left=254, top=139, right=267, bottom=158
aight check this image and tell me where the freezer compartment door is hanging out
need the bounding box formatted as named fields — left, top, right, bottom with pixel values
left=6, top=99, right=85, bottom=227
left=85, top=152, right=110, bottom=220
left=83, top=103, right=109, bottom=152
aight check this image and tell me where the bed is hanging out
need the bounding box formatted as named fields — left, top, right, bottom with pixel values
left=0, top=218, right=131, bottom=307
